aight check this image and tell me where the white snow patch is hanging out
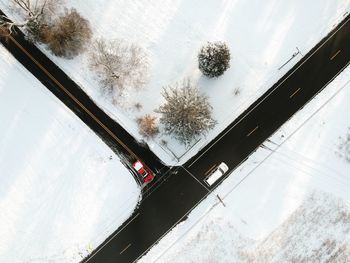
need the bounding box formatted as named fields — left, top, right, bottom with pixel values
left=0, top=46, right=140, bottom=263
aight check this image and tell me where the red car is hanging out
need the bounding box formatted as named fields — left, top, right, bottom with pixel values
left=132, top=160, right=155, bottom=184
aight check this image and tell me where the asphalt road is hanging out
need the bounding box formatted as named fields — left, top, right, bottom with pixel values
left=84, top=14, right=350, bottom=263
left=186, top=15, right=350, bottom=183
left=0, top=9, right=165, bottom=178
left=85, top=166, right=209, bottom=263
left=2, top=8, right=350, bottom=263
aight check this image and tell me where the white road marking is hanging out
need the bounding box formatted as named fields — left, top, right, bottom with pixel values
left=181, top=166, right=211, bottom=192
left=85, top=213, right=139, bottom=261
left=119, top=243, right=131, bottom=255
left=246, top=126, right=259, bottom=137
left=289, top=88, right=301, bottom=98
left=330, top=49, right=341, bottom=60
left=204, top=164, right=217, bottom=176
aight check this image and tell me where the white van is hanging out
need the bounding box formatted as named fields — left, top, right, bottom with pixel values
left=204, top=162, right=229, bottom=186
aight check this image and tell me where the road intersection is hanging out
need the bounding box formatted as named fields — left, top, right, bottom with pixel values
left=1, top=10, right=350, bottom=263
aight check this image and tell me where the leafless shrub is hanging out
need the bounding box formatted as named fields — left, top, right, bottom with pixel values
left=133, top=102, right=143, bottom=111
left=160, top=139, right=168, bottom=146
left=0, top=24, right=10, bottom=37
left=0, top=0, right=64, bottom=41
left=10, top=0, right=64, bottom=18
left=88, top=39, right=149, bottom=101
left=137, top=114, right=159, bottom=138
left=43, top=8, right=92, bottom=58
left=233, top=87, right=240, bottom=96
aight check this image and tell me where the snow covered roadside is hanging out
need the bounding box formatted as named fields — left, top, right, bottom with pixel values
left=137, top=63, right=350, bottom=262
left=2, top=0, right=350, bottom=165
left=0, top=46, right=140, bottom=262
left=142, top=192, right=350, bottom=262
left=49, top=0, right=350, bottom=164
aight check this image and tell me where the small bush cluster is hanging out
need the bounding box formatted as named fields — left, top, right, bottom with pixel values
left=0, top=1, right=91, bottom=58
left=44, top=8, right=92, bottom=58
left=0, top=25, right=9, bottom=36
left=137, top=114, right=159, bottom=138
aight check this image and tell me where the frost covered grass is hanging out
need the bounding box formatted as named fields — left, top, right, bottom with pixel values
left=0, top=45, right=140, bottom=262
left=241, top=193, right=350, bottom=263
left=2, top=0, right=349, bottom=164
left=149, top=192, right=350, bottom=263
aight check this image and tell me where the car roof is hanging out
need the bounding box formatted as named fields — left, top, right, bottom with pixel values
left=133, top=160, right=143, bottom=170
left=218, top=162, right=229, bottom=172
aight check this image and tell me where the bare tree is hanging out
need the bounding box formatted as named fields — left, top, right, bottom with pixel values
left=0, top=0, right=63, bottom=40
left=44, top=8, right=92, bottom=58
left=137, top=114, right=159, bottom=138
left=89, top=39, right=149, bottom=101
left=157, top=79, right=216, bottom=145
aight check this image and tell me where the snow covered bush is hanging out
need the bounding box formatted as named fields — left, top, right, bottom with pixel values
left=0, top=25, right=9, bottom=37
left=89, top=39, right=149, bottom=102
left=157, top=79, right=216, bottom=145
left=44, top=8, right=92, bottom=58
left=198, top=41, right=231, bottom=78
left=137, top=114, right=159, bottom=138
left=0, top=1, right=90, bottom=58
left=0, top=0, right=63, bottom=41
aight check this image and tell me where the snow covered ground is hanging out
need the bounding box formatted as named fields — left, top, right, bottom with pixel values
left=141, top=192, right=350, bottom=262
left=0, top=45, right=140, bottom=262
left=138, top=63, right=350, bottom=262
left=2, top=0, right=350, bottom=164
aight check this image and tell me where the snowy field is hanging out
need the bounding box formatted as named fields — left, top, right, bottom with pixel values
left=142, top=192, right=350, bottom=262
left=138, top=63, right=350, bottom=262
left=2, top=0, right=350, bottom=164
left=0, top=46, right=140, bottom=262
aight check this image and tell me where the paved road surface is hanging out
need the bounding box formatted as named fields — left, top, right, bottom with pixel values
left=186, top=15, right=350, bottom=183
left=0, top=9, right=165, bottom=179
left=1, top=9, right=350, bottom=263
left=84, top=14, right=350, bottom=263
